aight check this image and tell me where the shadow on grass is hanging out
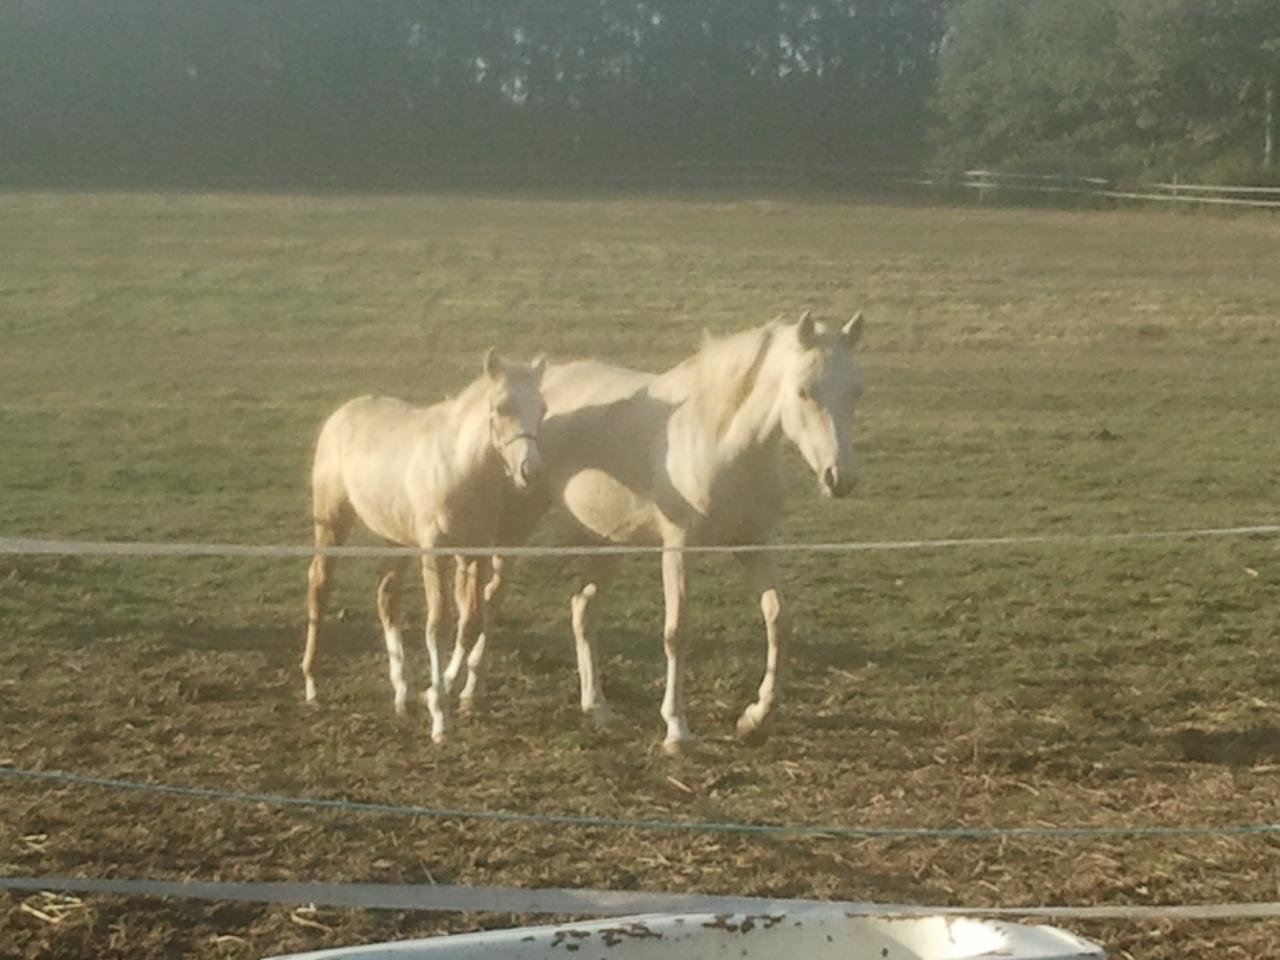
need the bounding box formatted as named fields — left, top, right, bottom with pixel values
left=1170, top=725, right=1280, bottom=766
left=160, top=619, right=375, bottom=679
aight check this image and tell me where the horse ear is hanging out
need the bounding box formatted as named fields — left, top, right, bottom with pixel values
left=531, top=353, right=548, bottom=378
left=796, top=309, right=816, bottom=347
left=483, top=347, right=504, bottom=381
left=841, top=312, right=864, bottom=348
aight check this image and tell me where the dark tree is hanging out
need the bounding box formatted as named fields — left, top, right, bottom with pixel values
left=0, top=0, right=950, bottom=185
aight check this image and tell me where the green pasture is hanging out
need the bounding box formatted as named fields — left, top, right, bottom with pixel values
left=2, top=191, right=1276, bottom=707
left=1, top=189, right=1278, bottom=958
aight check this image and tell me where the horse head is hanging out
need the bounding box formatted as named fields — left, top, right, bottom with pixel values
left=483, top=348, right=547, bottom=490
left=776, top=309, right=864, bottom=498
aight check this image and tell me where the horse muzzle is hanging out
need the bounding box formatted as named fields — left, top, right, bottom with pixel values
left=510, top=442, right=543, bottom=491
left=819, top=465, right=854, bottom=499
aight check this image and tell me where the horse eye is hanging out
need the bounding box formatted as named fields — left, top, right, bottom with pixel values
left=797, top=387, right=813, bottom=402
left=495, top=401, right=515, bottom=417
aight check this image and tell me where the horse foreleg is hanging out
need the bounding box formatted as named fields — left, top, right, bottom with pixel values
left=420, top=553, right=452, bottom=743
left=659, top=548, right=692, bottom=753
left=376, top=557, right=410, bottom=714
left=735, top=551, right=789, bottom=740
left=570, top=556, right=615, bottom=729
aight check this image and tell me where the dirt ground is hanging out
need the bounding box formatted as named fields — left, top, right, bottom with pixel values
left=4, top=606, right=1280, bottom=960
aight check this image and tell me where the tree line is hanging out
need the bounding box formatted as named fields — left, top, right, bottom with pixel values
left=0, top=0, right=1275, bottom=186
left=937, top=0, right=1279, bottom=182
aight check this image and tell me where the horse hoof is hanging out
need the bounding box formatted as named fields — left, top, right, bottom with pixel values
left=736, top=704, right=769, bottom=740
left=588, top=705, right=615, bottom=730
left=661, top=735, right=696, bottom=756
left=736, top=719, right=768, bottom=744
left=432, top=731, right=447, bottom=745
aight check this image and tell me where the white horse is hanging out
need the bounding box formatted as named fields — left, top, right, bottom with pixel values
left=302, top=349, right=546, bottom=742
left=453, top=311, right=863, bottom=753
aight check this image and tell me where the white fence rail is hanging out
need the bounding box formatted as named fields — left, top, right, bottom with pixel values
left=948, top=169, right=1280, bottom=209
left=307, top=159, right=1280, bottom=210
left=6, top=874, right=1280, bottom=922
left=537, top=160, right=1280, bottom=210
left=1, top=524, right=1277, bottom=560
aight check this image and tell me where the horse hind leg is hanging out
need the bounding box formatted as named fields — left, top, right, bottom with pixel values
left=302, top=506, right=354, bottom=706
left=735, top=551, right=789, bottom=741
left=571, top=556, right=617, bottom=730
left=457, top=555, right=504, bottom=714
left=377, top=556, right=411, bottom=714
left=442, top=558, right=478, bottom=698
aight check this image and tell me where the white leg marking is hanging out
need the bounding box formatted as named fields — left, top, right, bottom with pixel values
left=384, top=626, right=409, bottom=714
left=659, top=549, right=692, bottom=752
left=736, top=553, right=788, bottom=739
left=571, top=580, right=613, bottom=728
left=421, top=555, right=451, bottom=743
left=458, top=631, right=486, bottom=713
left=460, top=557, right=503, bottom=713
left=302, top=533, right=339, bottom=706
left=442, top=559, right=475, bottom=694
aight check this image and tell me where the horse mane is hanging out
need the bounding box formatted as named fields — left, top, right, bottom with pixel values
left=449, top=373, right=491, bottom=412
left=664, top=320, right=778, bottom=438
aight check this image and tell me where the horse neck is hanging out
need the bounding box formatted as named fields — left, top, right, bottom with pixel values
left=667, top=325, right=785, bottom=468
left=440, top=380, right=498, bottom=479
left=717, top=352, right=785, bottom=465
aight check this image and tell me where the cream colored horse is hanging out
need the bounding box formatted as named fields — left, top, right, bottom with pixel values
left=457, top=311, right=863, bottom=753
left=302, top=349, right=546, bottom=742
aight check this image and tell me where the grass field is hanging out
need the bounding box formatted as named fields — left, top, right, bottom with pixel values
left=1, top=189, right=1278, bottom=959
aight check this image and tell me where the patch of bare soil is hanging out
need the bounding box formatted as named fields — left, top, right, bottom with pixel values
left=3, top=630, right=1280, bottom=959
